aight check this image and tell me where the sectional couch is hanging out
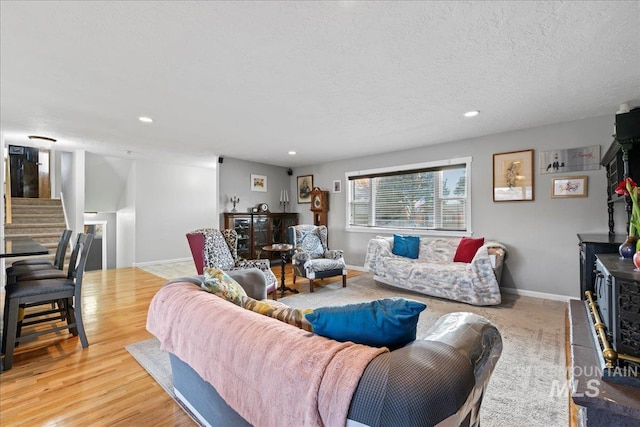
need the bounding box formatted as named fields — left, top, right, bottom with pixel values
left=146, top=268, right=503, bottom=427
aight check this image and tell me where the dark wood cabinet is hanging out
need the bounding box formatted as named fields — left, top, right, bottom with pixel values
left=224, top=212, right=298, bottom=261
left=569, top=112, right=640, bottom=425
left=578, top=233, right=625, bottom=300
left=602, top=110, right=640, bottom=234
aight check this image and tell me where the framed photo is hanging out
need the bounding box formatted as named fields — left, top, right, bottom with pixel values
left=493, top=149, right=534, bottom=202
left=297, top=175, right=313, bottom=203
left=333, top=180, right=342, bottom=193
left=538, top=145, right=600, bottom=174
left=551, top=176, right=588, bottom=198
left=250, top=174, right=267, bottom=192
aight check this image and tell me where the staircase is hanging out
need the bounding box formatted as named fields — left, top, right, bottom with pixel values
left=4, top=198, right=68, bottom=266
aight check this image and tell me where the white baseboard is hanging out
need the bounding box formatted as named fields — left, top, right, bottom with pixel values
left=134, top=257, right=192, bottom=268
left=500, top=287, right=573, bottom=302
left=346, top=264, right=367, bottom=272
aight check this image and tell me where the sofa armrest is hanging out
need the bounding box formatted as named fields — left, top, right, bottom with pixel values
left=349, top=311, right=502, bottom=427
left=324, top=249, right=344, bottom=260
left=236, top=258, right=270, bottom=269
left=226, top=268, right=268, bottom=300
left=422, top=312, right=502, bottom=373
left=364, top=237, right=393, bottom=274
left=484, top=242, right=507, bottom=283
left=163, top=270, right=267, bottom=300
left=292, top=250, right=310, bottom=264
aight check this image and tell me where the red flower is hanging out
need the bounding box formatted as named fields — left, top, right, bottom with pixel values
left=616, top=177, right=638, bottom=196
left=615, top=181, right=629, bottom=196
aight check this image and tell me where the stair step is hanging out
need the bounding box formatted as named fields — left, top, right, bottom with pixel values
left=5, top=223, right=66, bottom=228
left=3, top=231, right=65, bottom=240
left=7, top=235, right=65, bottom=245
left=4, top=222, right=66, bottom=232
left=11, top=215, right=65, bottom=224
left=10, top=198, right=62, bottom=205
left=12, top=207, right=64, bottom=215
left=5, top=198, right=68, bottom=262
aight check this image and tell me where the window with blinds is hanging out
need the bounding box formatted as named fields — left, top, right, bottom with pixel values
left=347, top=158, right=471, bottom=232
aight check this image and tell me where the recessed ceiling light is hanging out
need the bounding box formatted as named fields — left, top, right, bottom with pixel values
left=28, top=135, right=57, bottom=143
left=138, top=116, right=153, bottom=123
left=288, top=151, right=296, bottom=155
left=464, top=110, right=480, bottom=117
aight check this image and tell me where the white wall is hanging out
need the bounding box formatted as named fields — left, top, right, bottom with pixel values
left=85, top=153, right=133, bottom=212
left=293, top=114, right=621, bottom=299
left=134, top=159, right=218, bottom=264
left=60, top=150, right=85, bottom=241
left=116, top=162, right=136, bottom=268
left=218, top=157, right=292, bottom=225
left=85, top=153, right=134, bottom=268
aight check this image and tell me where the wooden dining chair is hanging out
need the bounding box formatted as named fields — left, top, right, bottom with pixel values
left=1, top=233, right=94, bottom=371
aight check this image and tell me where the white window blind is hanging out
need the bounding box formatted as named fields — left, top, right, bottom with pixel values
left=347, top=159, right=470, bottom=232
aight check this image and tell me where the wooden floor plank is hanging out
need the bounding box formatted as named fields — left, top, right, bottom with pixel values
left=0, top=267, right=195, bottom=426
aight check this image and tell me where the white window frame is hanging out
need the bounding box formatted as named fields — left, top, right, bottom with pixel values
left=345, top=156, right=473, bottom=236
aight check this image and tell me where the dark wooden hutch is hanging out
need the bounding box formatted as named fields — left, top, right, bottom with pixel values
left=572, top=109, right=640, bottom=425
left=578, top=109, right=640, bottom=299
left=224, top=212, right=298, bottom=261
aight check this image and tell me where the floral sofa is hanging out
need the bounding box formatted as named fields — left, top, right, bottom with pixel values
left=364, top=236, right=507, bottom=306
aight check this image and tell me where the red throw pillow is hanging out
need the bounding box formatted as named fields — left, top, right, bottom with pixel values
left=454, top=237, right=485, bottom=263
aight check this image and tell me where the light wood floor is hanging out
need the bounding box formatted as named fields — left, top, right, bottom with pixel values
left=0, top=265, right=362, bottom=426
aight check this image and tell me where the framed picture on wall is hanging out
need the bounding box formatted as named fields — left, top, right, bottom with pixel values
left=250, top=174, right=267, bottom=192
left=297, top=175, right=313, bottom=203
left=333, top=180, right=342, bottom=193
left=551, top=176, right=588, bottom=198
left=493, top=149, right=534, bottom=202
left=538, top=145, right=600, bottom=174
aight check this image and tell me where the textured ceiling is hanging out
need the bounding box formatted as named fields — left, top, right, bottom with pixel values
left=1, top=1, right=639, bottom=168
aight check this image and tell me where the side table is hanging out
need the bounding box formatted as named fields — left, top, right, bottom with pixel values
left=262, top=244, right=299, bottom=298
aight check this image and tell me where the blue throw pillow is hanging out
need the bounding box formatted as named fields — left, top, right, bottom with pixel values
left=305, top=298, right=427, bottom=349
left=392, top=234, right=420, bottom=259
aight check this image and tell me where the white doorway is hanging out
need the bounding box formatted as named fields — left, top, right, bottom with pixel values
left=84, top=220, right=107, bottom=271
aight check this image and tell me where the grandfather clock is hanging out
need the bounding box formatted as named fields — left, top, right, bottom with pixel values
left=310, top=187, right=329, bottom=227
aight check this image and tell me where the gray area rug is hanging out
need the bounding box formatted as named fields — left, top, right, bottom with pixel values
left=128, top=273, right=568, bottom=427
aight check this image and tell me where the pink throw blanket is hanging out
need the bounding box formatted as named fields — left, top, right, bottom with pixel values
left=147, top=283, right=387, bottom=427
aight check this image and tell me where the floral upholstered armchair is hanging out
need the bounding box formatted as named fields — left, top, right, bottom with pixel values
left=287, top=224, right=347, bottom=292
left=186, top=228, right=278, bottom=299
